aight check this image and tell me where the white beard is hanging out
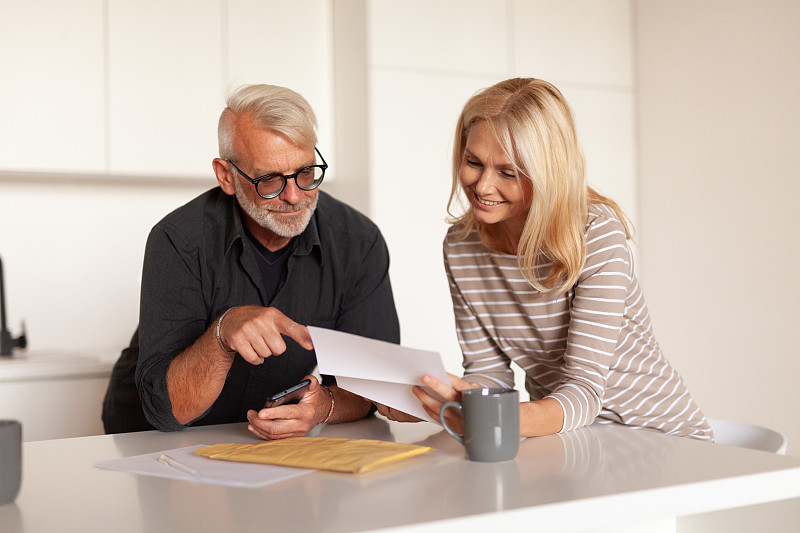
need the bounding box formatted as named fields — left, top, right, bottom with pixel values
left=234, top=180, right=318, bottom=238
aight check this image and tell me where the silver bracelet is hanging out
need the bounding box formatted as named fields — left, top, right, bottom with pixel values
left=215, top=307, right=236, bottom=355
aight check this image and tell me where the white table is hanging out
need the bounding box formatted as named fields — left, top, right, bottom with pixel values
left=2, top=417, right=799, bottom=533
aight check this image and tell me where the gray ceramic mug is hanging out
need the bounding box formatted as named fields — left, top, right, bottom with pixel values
left=440, top=388, right=520, bottom=462
left=0, top=420, right=22, bottom=505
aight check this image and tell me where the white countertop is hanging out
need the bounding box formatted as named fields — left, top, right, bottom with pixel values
left=2, top=417, right=799, bottom=533
left=0, top=349, right=115, bottom=382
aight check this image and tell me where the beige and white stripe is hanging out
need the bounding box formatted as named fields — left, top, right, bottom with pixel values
left=444, top=204, right=712, bottom=440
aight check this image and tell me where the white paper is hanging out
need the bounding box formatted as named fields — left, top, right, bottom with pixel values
left=309, top=327, right=450, bottom=423
left=95, top=445, right=312, bottom=488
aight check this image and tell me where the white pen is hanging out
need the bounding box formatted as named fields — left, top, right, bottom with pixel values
left=158, top=454, right=200, bottom=477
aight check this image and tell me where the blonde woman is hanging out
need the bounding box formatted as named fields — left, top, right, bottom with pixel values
left=393, top=78, right=712, bottom=440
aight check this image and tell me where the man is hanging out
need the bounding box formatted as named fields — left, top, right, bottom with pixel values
left=102, top=84, right=400, bottom=439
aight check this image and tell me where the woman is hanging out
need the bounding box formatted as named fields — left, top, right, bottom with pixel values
left=399, top=78, right=711, bottom=440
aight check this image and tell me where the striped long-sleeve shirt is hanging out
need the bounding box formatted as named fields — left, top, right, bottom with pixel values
left=444, top=204, right=712, bottom=440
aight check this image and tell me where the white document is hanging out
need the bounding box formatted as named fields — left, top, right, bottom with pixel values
left=309, top=327, right=450, bottom=423
left=95, top=445, right=312, bottom=488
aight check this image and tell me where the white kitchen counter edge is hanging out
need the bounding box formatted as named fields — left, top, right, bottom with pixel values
left=0, top=350, right=116, bottom=382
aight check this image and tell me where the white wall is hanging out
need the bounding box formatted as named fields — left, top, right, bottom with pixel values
left=0, top=181, right=207, bottom=353
left=635, top=0, right=800, bottom=455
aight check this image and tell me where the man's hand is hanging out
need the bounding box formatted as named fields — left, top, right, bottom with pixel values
left=167, top=308, right=315, bottom=426
left=218, top=305, right=313, bottom=365
left=246, top=375, right=332, bottom=440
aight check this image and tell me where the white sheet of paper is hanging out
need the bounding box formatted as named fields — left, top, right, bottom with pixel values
left=309, top=327, right=450, bottom=423
left=95, top=445, right=312, bottom=488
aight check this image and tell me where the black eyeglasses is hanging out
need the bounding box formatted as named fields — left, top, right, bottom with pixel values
left=226, top=147, right=327, bottom=199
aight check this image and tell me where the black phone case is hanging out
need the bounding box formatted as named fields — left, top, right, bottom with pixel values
left=264, top=380, right=311, bottom=408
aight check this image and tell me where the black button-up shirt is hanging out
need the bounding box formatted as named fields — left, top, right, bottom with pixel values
left=133, top=188, right=400, bottom=431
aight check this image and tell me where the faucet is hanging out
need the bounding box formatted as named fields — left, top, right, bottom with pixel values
left=0, top=255, right=27, bottom=357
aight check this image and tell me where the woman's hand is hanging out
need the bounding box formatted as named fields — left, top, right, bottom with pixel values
left=413, top=373, right=480, bottom=434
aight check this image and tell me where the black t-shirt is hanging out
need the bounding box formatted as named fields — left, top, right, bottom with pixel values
left=243, top=227, right=295, bottom=304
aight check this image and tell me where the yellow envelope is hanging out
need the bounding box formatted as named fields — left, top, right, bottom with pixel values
left=195, top=437, right=433, bottom=474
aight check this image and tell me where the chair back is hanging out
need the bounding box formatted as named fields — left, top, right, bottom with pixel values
left=709, top=418, right=788, bottom=455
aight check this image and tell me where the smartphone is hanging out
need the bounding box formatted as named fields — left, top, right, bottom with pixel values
left=264, top=379, right=312, bottom=408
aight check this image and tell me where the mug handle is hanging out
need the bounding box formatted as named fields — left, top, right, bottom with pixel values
left=439, top=401, right=463, bottom=443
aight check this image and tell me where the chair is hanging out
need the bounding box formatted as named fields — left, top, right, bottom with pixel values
left=708, top=418, right=788, bottom=455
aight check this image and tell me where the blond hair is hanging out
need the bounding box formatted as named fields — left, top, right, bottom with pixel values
left=218, top=84, right=318, bottom=160
left=447, top=78, right=632, bottom=295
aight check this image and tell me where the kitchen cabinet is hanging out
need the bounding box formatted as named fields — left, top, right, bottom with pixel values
left=0, top=0, right=106, bottom=174
left=0, top=0, right=332, bottom=179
